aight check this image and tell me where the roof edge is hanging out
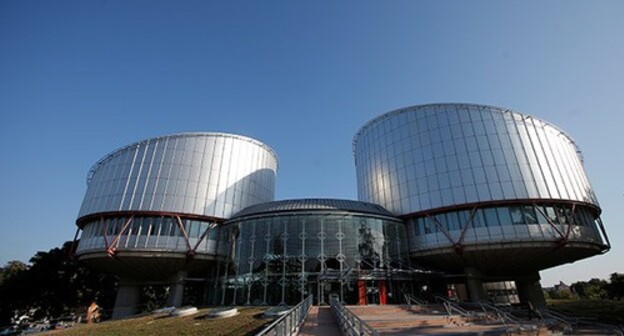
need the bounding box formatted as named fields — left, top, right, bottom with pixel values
left=352, top=103, right=580, bottom=157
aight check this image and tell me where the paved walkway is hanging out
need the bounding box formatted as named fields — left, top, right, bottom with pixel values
left=298, top=306, right=341, bottom=336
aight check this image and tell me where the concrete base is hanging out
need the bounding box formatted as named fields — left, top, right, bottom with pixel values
left=112, top=281, right=141, bottom=320
left=515, top=272, right=546, bottom=308
left=166, top=271, right=187, bottom=307
left=465, top=267, right=487, bottom=302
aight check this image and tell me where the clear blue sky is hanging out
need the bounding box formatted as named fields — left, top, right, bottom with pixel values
left=0, top=0, right=622, bottom=286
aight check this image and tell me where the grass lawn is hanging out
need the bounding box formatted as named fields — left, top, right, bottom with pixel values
left=547, top=299, right=624, bottom=325
left=45, top=307, right=273, bottom=336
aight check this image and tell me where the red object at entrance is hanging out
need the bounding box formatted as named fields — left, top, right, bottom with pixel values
left=358, top=280, right=367, bottom=305
left=378, top=280, right=387, bottom=305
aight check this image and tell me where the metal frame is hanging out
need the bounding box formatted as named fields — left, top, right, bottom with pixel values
left=73, top=211, right=222, bottom=259
left=426, top=206, right=479, bottom=255
left=410, top=200, right=609, bottom=257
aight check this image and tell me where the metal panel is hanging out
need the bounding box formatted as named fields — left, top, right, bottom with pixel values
left=77, top=133, right=278, bottom=220
left=353, top=104, right=600, bottom=215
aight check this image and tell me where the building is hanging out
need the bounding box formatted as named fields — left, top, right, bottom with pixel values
left=353, top=103, right=610, bottom=305
left=74, top=132, right=278, bottom=318
left=73, top=104, right=610, bottom=318
left=220, top=198, right=415, bottom=306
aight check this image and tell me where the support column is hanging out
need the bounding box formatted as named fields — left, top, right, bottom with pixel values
left=515, top=272, right=546, bottom=308
left=465, top=267, right=486, bottom=302
left=167, top=271, right=187, bottom=307
left=357, top=280, right=367, bottom=305
left=378, top=280, right=387, bottom=305
left=112, top=280, right=141, bottom=320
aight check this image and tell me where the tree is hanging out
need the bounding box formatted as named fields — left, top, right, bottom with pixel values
left=606, top=273, right=624, bottom=301
left=546, top=288, right=574, bottom=300
left=570, top=278, right=609, bottom=300
left=0, top=261, right=28, bottom=286
left=0, top=241, right=118, bottom=325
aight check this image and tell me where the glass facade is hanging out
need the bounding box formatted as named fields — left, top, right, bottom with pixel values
left=353, top=104, right=608, bottom=275
left=353, top=104, right=599, bottom=215
left=78, top=133, right=278, bottom=220
left=75, top=132, right=278, bottom=276
left=406, top=203, right=604, bottom=253
left=70, top=106, right=610, bottom=311
left=76, top=216, right=228, bottom=256
left=483, top=281, right=519, bottom=305
left=219, top=202, right=411, bottom=306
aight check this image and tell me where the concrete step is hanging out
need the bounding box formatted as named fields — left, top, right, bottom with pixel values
left=345, top=304, right=553, bottom=335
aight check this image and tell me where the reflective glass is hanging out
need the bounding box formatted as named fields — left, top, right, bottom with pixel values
left=221, top=213, right=408, bottom=305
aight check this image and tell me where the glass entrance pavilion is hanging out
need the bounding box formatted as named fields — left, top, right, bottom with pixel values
left=218, top=199, right=423, bottom=306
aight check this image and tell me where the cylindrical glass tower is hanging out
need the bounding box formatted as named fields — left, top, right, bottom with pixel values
left=75, top=132, right=278, bottom=281
left=353, top=104, right=609, bottom=276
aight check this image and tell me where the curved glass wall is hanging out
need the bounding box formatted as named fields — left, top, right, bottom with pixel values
left=78, top=132, right=278, bottom=220
left=406, top=203, right=605, bottom=254
left=353, top=104, right=600, bottom=215
left=220, top=213, right=410, bottom=306
left=76, top=216, right=228, bottom=257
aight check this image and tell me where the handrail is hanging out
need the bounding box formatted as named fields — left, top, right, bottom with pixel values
left=256, top=295, right=313, bottom=336
left=540, top=308, right=624, bottom=336
left=404, top=293, right=427, bottom=307
left=329, top=296, right=378, bottom=336
left=479, top=302, right=527, bottom=330
left=538, top=307, right=575, bottom=329
left=434, top=295, right=472, bottom=317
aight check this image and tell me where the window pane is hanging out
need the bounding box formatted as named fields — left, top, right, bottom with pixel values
left=484, top=208, right=500, bottom=226
left=523, top=206, right=537, bottom=224
left=510, top=206, right=525, bottom=225
left=496, top=207, right=513, bottom=226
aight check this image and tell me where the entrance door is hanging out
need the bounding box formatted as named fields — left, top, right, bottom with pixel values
left=366, top=280, right=379, bottom=304
left=319, top=280, right=341, bottom=305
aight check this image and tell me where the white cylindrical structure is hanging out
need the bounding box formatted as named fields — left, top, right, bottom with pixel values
left=353, top=104, right=609, bottom=276
left=79, top=132, right=277, bottom=219
left=74, top=132, right=278, bottom=281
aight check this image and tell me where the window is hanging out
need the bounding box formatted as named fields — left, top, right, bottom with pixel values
left=472, top=209, right=486, bottom=228
left=484, top=208, right=500, bottom=226
left=545, top=206, right=559, bottom=224
left=523, top=206, right=537, bottom=224
left=510, top=206, right=525, bottom=225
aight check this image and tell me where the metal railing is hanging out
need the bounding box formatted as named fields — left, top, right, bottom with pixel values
left=479, top=302, right=528, bottom=330
left=434, top=295, right=473, bottom=317
left=539, top=307, right=624, bottom=336
left=404, top=293, right=428, bottom=308
left=537, top=307, right=574, bottom=330
left=256, top=295, right=313, bottom=336
left=329, top=296, right=378, bottom=336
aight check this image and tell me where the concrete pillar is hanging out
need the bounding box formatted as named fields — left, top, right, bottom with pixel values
left=465, top=267, right=487, bottom=302
left=112, top=280, right=141, bottom=320
left=166, top=271, right=187, bottom=307
left=515, top=272, right=546, bottom=308
left=454, top=283, right=468, bottom=301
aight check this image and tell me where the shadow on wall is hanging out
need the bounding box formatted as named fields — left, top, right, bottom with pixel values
left=203, top=168, right=276, bottom=219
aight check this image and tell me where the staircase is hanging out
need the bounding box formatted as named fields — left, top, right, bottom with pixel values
left=346, top=304, right=549, bottom=335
